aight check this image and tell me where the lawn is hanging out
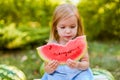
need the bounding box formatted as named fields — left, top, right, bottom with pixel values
left=0, top=41, right=120, bottom=80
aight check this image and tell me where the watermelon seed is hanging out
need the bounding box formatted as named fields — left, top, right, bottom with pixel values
left=65, top=53, right=67, bottom=56
left=49, top=45, right=52, bottom=50
left=68, top=51, right=71, bottom=53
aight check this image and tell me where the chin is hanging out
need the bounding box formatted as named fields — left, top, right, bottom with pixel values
left=64, top=38, right=72, bottom=42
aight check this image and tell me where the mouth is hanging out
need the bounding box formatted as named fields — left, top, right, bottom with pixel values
left=64, top=36, right=72, bottom=39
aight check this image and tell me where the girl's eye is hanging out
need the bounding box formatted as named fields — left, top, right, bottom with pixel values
left=70, top=26, right=76, bottom=28
left=60, top=26, right=65, bottom=29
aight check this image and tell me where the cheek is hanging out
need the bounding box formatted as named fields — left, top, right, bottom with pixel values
left=58, top=30, right=63, bottom=35
left=73, top=28, right=77, bottom=35
left=57, top=29, right=63, bottom=36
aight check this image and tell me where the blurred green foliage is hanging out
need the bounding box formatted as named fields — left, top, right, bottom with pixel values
left=78, top=0, right=120, bottom=40
left=0, top=0, right=58, bottom=26
left=0, top=23, right=49, bottom=49
left=0, top=0, right=119, bottom=49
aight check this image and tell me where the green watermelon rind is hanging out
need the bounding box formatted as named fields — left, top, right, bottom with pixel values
left=37, top=35, right=87, bottom=64
left=0, top=68, right=21, bottom=80
left=0, top=64, right=26, bottom=80
left=37, top=47, right=50, bottom=63
left=39, top=63, right=45, bottom=76
left=92, top=68, right=115, bottom=80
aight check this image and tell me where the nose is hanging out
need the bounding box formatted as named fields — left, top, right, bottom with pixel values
left=65, top=28, right=71, bottom=34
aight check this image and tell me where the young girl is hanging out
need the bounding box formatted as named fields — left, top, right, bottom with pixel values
left=41, top=4, right=94, bottom=80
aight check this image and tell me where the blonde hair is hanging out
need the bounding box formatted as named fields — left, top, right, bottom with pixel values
left=49, top=4, right=84, bottom=42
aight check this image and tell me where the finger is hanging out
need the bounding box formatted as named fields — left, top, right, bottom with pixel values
left=66, top=60, right=76, bottom=68
left=48, top=60, right=58, bottom=68
left=52, top=60, right=59, bottom=68
left=48, top=60, right=55, bottom=66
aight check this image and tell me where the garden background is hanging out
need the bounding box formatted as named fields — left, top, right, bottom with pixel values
left=0, top=0, right=120, bottom=80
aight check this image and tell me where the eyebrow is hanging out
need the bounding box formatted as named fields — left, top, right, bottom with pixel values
left=70, top=24, right=76, bottom=25
left=59, top=23, right=76, bottom=26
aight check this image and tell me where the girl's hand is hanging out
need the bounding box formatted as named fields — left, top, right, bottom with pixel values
left=44, top=60, right=59, bottom=74
left=66, top=57, right=89, bottom=70
left=66, top=59, right=78, bottom=69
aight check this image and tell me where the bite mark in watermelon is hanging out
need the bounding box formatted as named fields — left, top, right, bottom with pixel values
left=37, top=35, right=87, bottom=64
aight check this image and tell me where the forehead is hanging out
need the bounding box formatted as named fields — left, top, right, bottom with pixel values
left=58, top=16, right=77, bottom=25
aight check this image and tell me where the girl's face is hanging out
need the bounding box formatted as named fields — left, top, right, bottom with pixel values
left=56, top=16, right=78, bottom=44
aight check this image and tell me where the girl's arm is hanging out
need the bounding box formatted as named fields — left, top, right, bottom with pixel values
left=77, top=52, right=89, bottom=70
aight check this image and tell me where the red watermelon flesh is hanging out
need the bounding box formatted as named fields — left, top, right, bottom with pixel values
left=37, top=35, right=87, bottom=64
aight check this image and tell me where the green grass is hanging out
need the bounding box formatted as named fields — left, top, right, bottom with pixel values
left=0, top=50, right=42, bottom=80
left=88, top=41, right=120, bottom=80
left=0, top=41, right=120, bottom=80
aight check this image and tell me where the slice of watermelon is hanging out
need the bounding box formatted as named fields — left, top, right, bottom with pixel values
left=37, top=35, right=87, bottom=64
